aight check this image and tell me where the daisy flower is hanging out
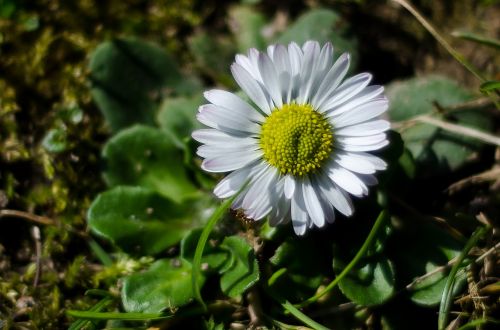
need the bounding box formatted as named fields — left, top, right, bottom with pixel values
left=192, top=41, right=390, bottom=235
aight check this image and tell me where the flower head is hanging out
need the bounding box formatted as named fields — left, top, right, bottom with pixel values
left=192, top=41, right=390, bottom=235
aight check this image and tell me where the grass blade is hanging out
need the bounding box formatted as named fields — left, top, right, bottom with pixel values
left=282, top=300, right=329, bottom=330
left=438, top=225, right=490, bottom=330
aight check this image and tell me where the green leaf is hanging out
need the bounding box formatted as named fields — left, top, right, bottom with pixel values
left=102, top=125, right=199, bottom=203
left=88, top=38, right=182, bottom=131
left=333, top=256, right=396, bottom=306
left=479, top=80, right=500, bottom=93
left=87, top=186, right=208, bottom=255
left=270, top=237, right=332, bottom=301
left=157, top=94, right=204, bottom=148
left=331, top=211, right=395, bottom=306
left=188, top=32, right=236, bottom=85
left=122, top=259, right=203, bottom=313
left=452, top=30, right=500, bottom=50
left=389, top=220, right=465, bottom=306
left=180, top=229, right=229, bottom=272
left=219, top=236, right=260, bottom=298
left=387, top=75, right=493, bottom=172
left=228, top=5, right=267, bottom=52
left=277, top=8, right=359, bottom=69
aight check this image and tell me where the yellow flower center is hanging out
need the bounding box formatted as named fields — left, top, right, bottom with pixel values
left=259, top=103, right=333, bottom=176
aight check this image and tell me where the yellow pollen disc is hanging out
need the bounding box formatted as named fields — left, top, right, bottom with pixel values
left=259, top=103, right=334, bottom=177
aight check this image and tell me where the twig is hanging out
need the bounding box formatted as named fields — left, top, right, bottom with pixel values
left=447, top=168, right=500, bottom=194
left=31, top=226, right=42, bottom=288
left=391, top=0, right=486, bottom=82
left=405, top=241, right=500, bottom=292
left=0, top=209, right=55, bottom=225
left=413, top=115, right=500, bottom=146
left=247, top=288, right=264, bottom=328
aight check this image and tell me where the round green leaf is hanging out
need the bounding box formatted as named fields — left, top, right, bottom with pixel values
left=102, top=125, right=199, bottom=203
left=157, top=94, right=204, bottom=148
left=87, top=186, right=207, bottom=255
left=387, top=75, right=493, bottom=172
left=277, top=9, right=359, bottom=69
left=88, top=38, right=183, bottom=131
left=122, top=259, right=204, bottom=313
left=333, top=256, right=396, bottom=306
left=387, top=75, right=472, bottom=121
left=219, top=236, right=260, bottom=298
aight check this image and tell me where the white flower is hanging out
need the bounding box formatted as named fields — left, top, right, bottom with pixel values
left=192, top=41, right=390, bottom=235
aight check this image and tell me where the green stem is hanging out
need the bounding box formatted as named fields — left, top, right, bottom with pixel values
left=297, top=210, right=389, bottom=308
left=438, top=225, right=490, bottom=330
left=191, top=183, right=248, bottom=310
left=281, top=300, right=330, bottom=330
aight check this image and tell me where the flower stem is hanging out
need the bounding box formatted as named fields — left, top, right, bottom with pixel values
left=297, top=209, right=389, bottom=308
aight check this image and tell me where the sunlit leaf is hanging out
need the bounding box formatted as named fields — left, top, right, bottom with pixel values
left=122, top=259, right=204, bottom=313
left=333, top=255, right=396, bottom=306
left=87, top=186, right=208, bottom=255
left=88, top=38, right=183, bottom=131
left=103, top=125, right=199, bottom=203
left=387, top=75, right=493, bottom=172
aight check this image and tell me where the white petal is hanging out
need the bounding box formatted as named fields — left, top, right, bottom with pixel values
left=288, top=42, right=303, bottom=75
left=297, top=41, right=320, bottom=104
left=202, top=150, right=262, bottom=173
left=337, top=133, right=387, bottom=146
left=204, top=89, right=265, bottom=123
left=272, top=45, right=292, bottom=103
left=291, top=183, right=308, bottom=235
left=313, top=53, right=350, bottom=110
left=231, top=63, right=272, bottom=114
left=334, top=152, right=377, bottom=174
left=235, top=54, right=261, bottom=82
left=196, top=143, right=259, bottom=158
left=359, top=174, right=378, bottom=186
left=284, top=175, right=295, bottom=199
left=333, top=97, right=389, bottom=128
left=198, top=104, right=260, bottom=134
left=192, top=129, right=252, bottom=144
left=321, top=73, right=372, bottom=112
left=308, top=42, right=334, bottom=100
left=316, top=175, right=354, bottom=217
left=258, top=53, right=283, bottom=108
left=326, top=85, right=385, bottom=117
left=335, top=120, right=390, bottom=137
left=340, top=139, right=389, bottom=152
left=328, top=166, right=368, bottom=197
left=302, top=178, right=325, bottom=227
left=213, top=163, right=257, bottom=198
left=347, top=152, right=387, bottom=170
left=268, top=179, right=291, bottom=226
left=243, top=167, right=276, bottom=214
